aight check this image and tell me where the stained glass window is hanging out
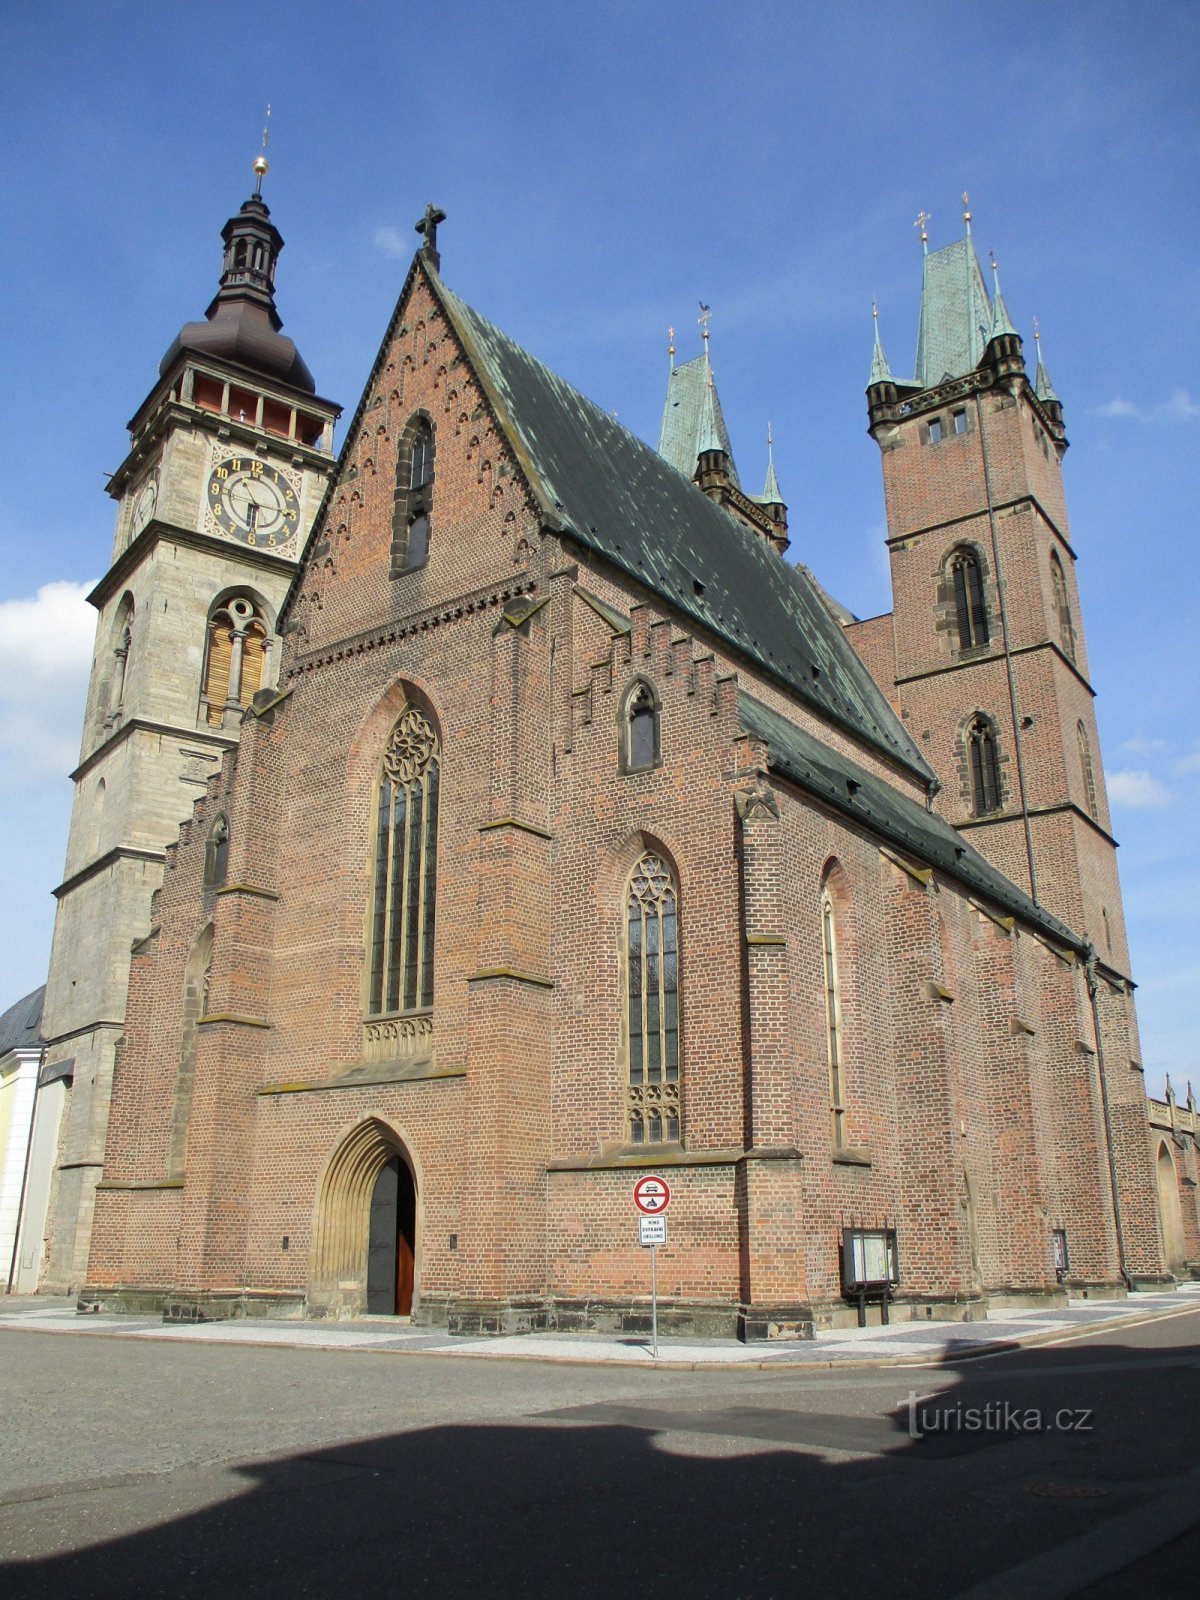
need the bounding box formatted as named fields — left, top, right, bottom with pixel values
left=368, top=706, right=440, bottom=1016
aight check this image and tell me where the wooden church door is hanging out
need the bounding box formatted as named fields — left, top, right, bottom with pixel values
left=367, top=1154, right=417, bottom=1315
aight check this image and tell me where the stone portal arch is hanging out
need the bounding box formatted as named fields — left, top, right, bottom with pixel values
left=311, top=1119, right=420, bottom=1317
left=1156, top=1141, right=1186, bottom=1271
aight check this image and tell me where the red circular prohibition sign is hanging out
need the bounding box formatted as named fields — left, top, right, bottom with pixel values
left=633, top=1175, right=671, bottom=1215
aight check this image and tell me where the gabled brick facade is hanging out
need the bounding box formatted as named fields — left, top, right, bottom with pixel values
left=80, top=243, right=1183, bottom=1337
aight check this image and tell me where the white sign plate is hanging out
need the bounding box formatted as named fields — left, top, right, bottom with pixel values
left=639, top=1215, right=667, bottom=1247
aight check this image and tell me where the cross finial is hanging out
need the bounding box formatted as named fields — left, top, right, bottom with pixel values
left=961, top=190, right=972, bottom=233
left=415, top=202, right=448, bottom=270
left=914, top=210, right=931, bottom=254
left=1033, top=314, right=1041, bottom=351
left=253, top=104, right=272, bottom=195
left=667, top=325, right=676, bottom=370
left=872, top=294, right=879, bottom=322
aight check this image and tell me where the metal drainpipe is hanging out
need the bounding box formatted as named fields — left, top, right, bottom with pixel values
left=1085, top=949, right=1134, bottom=1290
left=973, top=387, right=1039, bottom=905
left=6, top=1044, right=45, bottom=1295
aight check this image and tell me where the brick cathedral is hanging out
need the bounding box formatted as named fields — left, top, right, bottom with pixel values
left=32, top=172, right=1199, bottom=1335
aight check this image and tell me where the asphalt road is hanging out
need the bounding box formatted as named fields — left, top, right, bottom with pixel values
left=2, top=1305, right=1199, bottom=1599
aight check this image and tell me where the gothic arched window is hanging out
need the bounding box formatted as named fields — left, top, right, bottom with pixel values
left=949, top=548, right=989, bottom=651
left=1050, top=552, right=1076, bottom=661
left=201, top=596, right=269, bottom=727
left=391, top=416, right=435, bottom=575
left=205, top=816, right=230, bottom=889
left=169, top=922, right=214, bottom=1178
left=625, top=852, right=681, bottom=1145
left=821, top=892, right=847, bottom=1149
left=623, top=680, right=659, bottom=771
left=1078, top=721, right=1098, bottom=819
left=368, top=704, right=440, bottom=1017
left=967, top=717, right=1002, bottom=816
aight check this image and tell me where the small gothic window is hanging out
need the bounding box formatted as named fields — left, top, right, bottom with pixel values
left=392, top=417, right=435, bottom=574
left=205, top=816, right=230, bottom=888
left=968, top=717, right=1002, bottom=816
left=950, top=549, right=989, bottom=651
left=624, top=681, right=659, bottom=771
left=368, top=704, right=440, bottom=1017
left=1051, top=552, right=1076, bottom=661
left=1078, top=722, right=1098, bottom=819
left=625, top=852, right=681, bottom=1146
left=822, top=893, right=847, bottom=1149
left=202, top=596, right=269, bottom=727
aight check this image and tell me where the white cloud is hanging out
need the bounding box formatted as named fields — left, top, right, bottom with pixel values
left=1120, top=733, right=1170, bottom=757
left=1174, top=747, right=1200, bottom=774
left=1107, top=769, right=1172, bottom=809
left=373, top=225, right=409, bottom=259
left=0, top=582, right=97, bottom=789
left=1093, top=389, right=1200, bottom=423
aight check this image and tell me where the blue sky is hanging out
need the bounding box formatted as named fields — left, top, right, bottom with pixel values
left=1, top=1, right=1196, bottom=1096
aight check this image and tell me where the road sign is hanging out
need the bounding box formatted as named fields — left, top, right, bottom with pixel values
left=639, top=1215, right=667, bottom=1247
left=633, top=1175, right=671, bottom=1215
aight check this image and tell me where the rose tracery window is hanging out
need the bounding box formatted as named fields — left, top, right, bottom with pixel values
left=626, top=852, right=681, bottom=1145
left=368, top=705, right=440, bottom=1017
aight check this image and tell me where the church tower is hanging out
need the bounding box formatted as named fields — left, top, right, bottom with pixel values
left=39, top=158, right=339, bottom=1293
left=861, top=205, right=1129, bottom=982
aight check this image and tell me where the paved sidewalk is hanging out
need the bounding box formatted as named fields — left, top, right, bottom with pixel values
left=4, top=1281, right=1198, bottom=1367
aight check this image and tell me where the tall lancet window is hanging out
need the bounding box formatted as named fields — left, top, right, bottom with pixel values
left=624, top=680, right=659, bottom=771
left=950, top=548, right=989, bottom=650
left=1078, top=721, right=1098, bottom=820
left=968, top=717, right=1002, bottom=816
left=821, top=894, right=846, bottom=1149
left=625, top=852, right=681, bottom=1145
left=1050, top=552, right=1076, bottom=662
left=368, top=705, right=440, bottom=1017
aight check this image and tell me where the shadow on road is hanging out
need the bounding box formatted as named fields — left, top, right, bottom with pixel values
left=3, top=1330, right=1199, bottom=1600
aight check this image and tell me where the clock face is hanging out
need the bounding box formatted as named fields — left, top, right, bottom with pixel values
left=131, top=475, right=158, bottom=535
left=207, top=456, right=300, bottom=548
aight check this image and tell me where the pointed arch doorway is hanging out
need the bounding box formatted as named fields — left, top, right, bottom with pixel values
left=368, top=1154, right=417, bottom=1315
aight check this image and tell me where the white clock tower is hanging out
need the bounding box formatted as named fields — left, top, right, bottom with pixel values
left=39, top=161, right=339, bottom=1293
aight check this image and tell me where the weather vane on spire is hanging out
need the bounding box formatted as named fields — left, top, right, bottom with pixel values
left=961, top=190, right=972, bottom=233
left=698, top=302, right=711, bottom=351
left=914, top=210, right=931, bottom=254
left=253, top=104, right=272, bottom=196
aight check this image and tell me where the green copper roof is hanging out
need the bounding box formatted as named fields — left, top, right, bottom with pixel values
left=656, top=354, right=741, bottom=488
left=915, top=237, right=993, bottom=386
left=868, top=319, right=892, bottom=385
left=434, top=274, right=933, bottom=782
left=762, top=442, right=783, bottom=504
left=737, top=694, right=1082, bottom=949
left=1034, top=354, right=1060, bottom=404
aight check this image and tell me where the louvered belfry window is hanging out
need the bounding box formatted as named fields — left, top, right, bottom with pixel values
left=626, top=852, right=681, bottom=1145
left=968, top=717, right=1002, bottom=816
left=368, top=706, right=440, bottom=1017
left=950, top=549, right=989, bottom=651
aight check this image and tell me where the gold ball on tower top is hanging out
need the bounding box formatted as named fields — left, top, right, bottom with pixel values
left=253, top=155, right=270, bottom=178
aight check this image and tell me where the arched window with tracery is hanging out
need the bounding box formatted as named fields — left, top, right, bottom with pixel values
left=201, top=596, right=269, bottom=727
left=1050, top=552, right=1076, bottom=661
left=391, top=415, right=435, bottom=575
left=625, top=852, right=680, bottom=1145
left=967, top=716, right=1002, bottom=816
left=949, top=548, right=989, bottom=651
left=368, top=704, right=440, bottom=1017
left=821, top=891, right=847, bottom=1148
left=1078, top=721, right=1098, bottom=819
left=623, top=680, right=659, bottom=771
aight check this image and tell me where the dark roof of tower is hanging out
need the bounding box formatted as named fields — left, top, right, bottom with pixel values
left=914, top=236, right=993, bottom=386
left=657, top=355, right=741, bottom=488
left=431, top=275, right=932, bottom=782
left=737, top=695, right=1081, bottom=949
left=159, top=192, right=315, bottom=393
left=0, top=985, right=45, bottom=1057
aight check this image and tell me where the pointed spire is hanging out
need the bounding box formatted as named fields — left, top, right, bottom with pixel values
left=988, top=253, right=1018, bottom=340
left=1032, top=316, right=1061, bottom=403
left=762, top=422, right=783, bottom=503
left=697, top=363, right=724, bottom=455
left=869, top=295, right=892, bottom=385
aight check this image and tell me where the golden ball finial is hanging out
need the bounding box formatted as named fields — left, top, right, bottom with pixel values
left=253, top=154, right=270, bottom=178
